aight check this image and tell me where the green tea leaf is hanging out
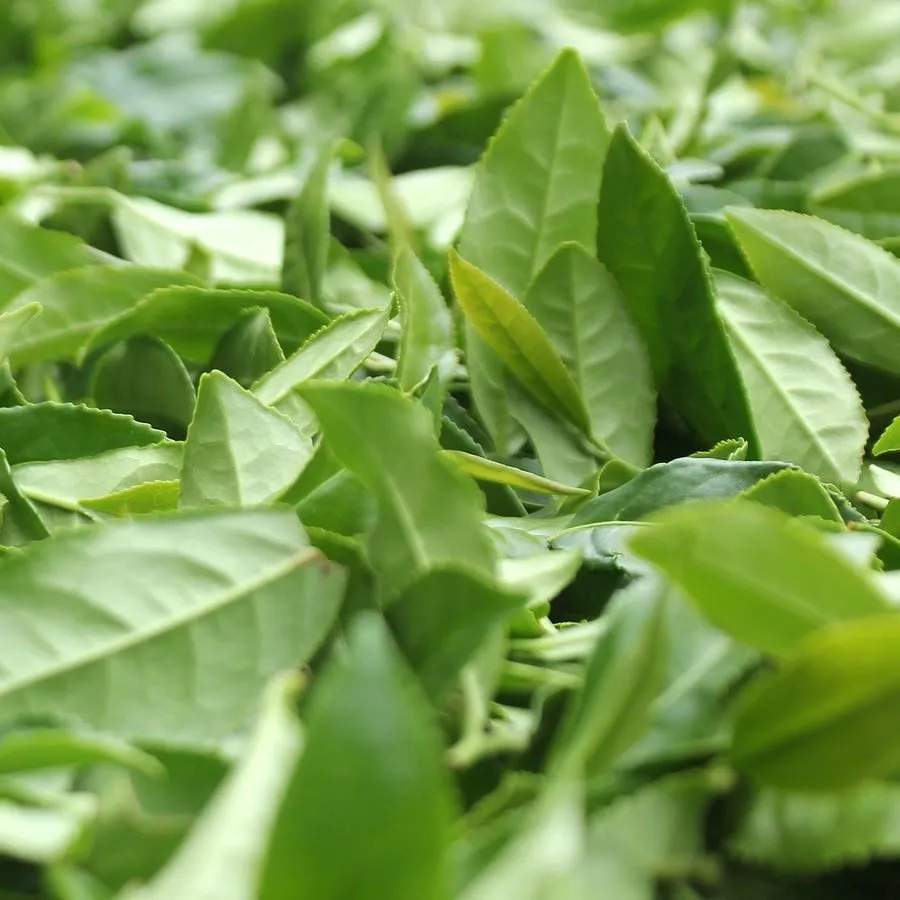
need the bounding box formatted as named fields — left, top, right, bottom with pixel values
left=259, top=614, right=454, bottom=900
left=181, top=371, right=312, bottom=508
left=253, top=305, right=391, bottom=430
left=0, top=800, right=93, bottom=865
left=84, top=286, right=327, bottom=364
left=811, top=170, right=900, bottom=240
left=457, top=48, right=610, bottom=450
left=0, top=725, right=160, bottom=777
left=597, top=126, right=756, bottom=451
left=125, top=673, right=306, bottom=900
left=92, top=336, right=197, bottom=434
left=550, top=577, right=667, bottom=777
left=730, top=782, right=900, bottom=872
left=715, top=269, right=867, bottom=486
left=443, top=450, right=590, bottom=497
left=459, top=779, right=585, bottom=900
left=13, top=443, right=183, bottom=510
left=5, top=267, right=201, bottom=366
left=450, top=252, right=592, bottom=437
left=740, top=469, right=843, bottom=523
left=209, top=309, right=285, bottom=389
left=0, top=509, right=344, bottom=744
left=726, top=207, right=900, bottom=375
left=299, top=381, right=495, bottom=600
left=572, top=458, right=792, bottom=526
left=731, top=614, right=900, bottom=790
left=80, top=480, right=180, bottom=517
left=0, top=447, right=50, bottom=543
left=282, top=144, right=334, bottom=308
left=631, top=501, right=890, bottom=656
left=388, top=566, right=525, bottom=700
left=0, top=303, right=42, bottom=363
left=525, top=243, right=655, bottom=467
left=0, top=214, right=102, bottom=308
left=874, top=413, right=900, bottom=455
left=0, top=403, right=164, bottom=465
left=393, top=246, right=456, bottom=393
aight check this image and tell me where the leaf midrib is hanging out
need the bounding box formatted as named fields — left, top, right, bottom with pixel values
left=0, top=546, right=320, bottom=700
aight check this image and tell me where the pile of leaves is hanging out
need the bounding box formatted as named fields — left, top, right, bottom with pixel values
left=6, top=0, right=900, bottom=897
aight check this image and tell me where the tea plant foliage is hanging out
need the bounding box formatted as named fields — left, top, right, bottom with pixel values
left=5, top=1, right=900, bottom=898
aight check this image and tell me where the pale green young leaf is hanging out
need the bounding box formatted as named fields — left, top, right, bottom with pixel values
left=13, top=443, right=183, bottom=510
left=443, top=450, right=590, bottom=497
left=0, top=726, right=160, bottom=777
left=715, top=270, right=867, bottom=485
left=726, top=207, right=900, bottom=375
left=80, top=480, right=180, bottom=518
left=111, top=194, right=284, bottom=286
left=282, top=144, right=335, bottom=308
left=731, top=614, right=900, bottom=790
left=259, top=615, right=454, bottom=900
left=393, top=246, right=456, bottom=393
left=630, top=501, right=890, bottom=656
left=450, top=252, right=592, bottom=438
left=874, top=413, right=900, bottom=455
left=525, top=244, right=655, bottom=467
left=253, top=305, right=391, bottom=431
left=181, top=371, right=313, bottom=509
left=0, top=800, right=94, bottom=865
left=597, top=126, right=756, bottom=451
left=298, top=381, right=495, bottom=600
left=0, top=510, right=344, bottom=744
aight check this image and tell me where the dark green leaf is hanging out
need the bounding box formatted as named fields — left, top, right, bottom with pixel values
left=597, top=126, right=756, bottom=451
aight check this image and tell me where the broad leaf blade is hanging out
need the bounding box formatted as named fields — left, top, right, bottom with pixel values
left=731, top=614, right=900, bottom=790
left=126, top=673, right=306, bottom=900
left=715, top=269, right=867, bottom=485
left=298, top=381, right=495, bottom=600
left=0, top=509, right=345, bottom=744
left=84, top=286, right=327, bottom=364
left=726, top=207, right=900, bottom=375
left=0, top=403, right=164, bottom=465
left=393, top=247, right=456, bottom=393
left=525, top=243, right=655, bottom=467
left=259, top=615, right=454, bottom=900
left=5, top=267, right=201, bottom=365
left=181, top=371, right=313, bottom=508
left=457, top=48, right=611, bottom=450
left=597, top=126, right=756, bottom=451
left=450, top=252, right=591, bottom=436
left=631, top=501, right=891, bottom=656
